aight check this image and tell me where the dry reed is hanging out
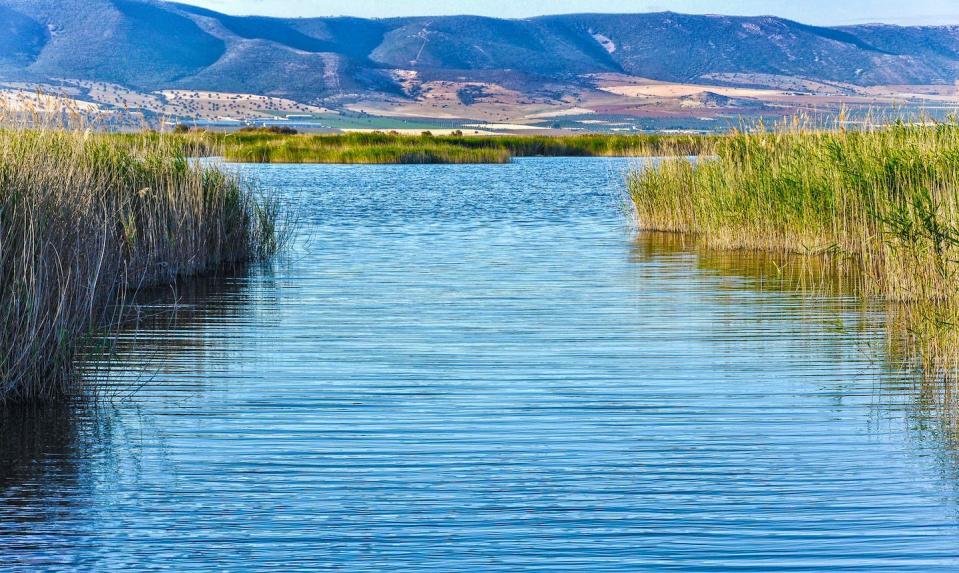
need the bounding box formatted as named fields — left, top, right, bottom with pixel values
left=0, top=125, right=279, bottom=402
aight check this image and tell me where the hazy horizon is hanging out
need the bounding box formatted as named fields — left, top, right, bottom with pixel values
left=176, top=0, right=959, bottom=26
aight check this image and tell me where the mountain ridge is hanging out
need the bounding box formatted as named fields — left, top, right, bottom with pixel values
left=1, top=0, right=958, bottom=107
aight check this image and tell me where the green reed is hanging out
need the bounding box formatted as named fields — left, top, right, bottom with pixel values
left=0, top=128, right=280, bottom=402
left=630, top=119, right=959, bottom=302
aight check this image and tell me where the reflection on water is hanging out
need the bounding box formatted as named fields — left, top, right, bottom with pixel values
left=634, top=230, right=959, bottom=498
left=1, top=268, right=269, bottom=569
left=1, top=404, right=84, bottom=525
left=2, top=158, right=959, bottom=570
left=85, top=268, right=277, bottom=398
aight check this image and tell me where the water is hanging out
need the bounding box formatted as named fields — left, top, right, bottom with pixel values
left=2, top=158, right=959, bottom=571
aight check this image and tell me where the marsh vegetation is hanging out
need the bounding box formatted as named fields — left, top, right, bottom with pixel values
left=0, top=127, right=280, bottom=402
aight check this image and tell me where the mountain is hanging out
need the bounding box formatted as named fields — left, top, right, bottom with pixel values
left=0, top=0, right=957, bottom=106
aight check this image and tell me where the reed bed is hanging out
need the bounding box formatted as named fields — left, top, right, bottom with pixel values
left=629, top=118, right=959, bottom=380
left=629, top=120, right=959, bottom=302
left=204, top=131, right=713, bottom=164
left=0, top=128, right=279, bottom=402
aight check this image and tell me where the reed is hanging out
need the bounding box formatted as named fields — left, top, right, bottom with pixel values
left=0, top=127, right=280, bottom=402
left=629, top=119, right=959, bottom=302
left=203, top=131, right=713, bottom=164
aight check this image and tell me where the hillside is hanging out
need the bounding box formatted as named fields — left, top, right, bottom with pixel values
left=0, top=0, right=957, bottom=125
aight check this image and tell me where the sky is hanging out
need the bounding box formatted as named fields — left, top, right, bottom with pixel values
left=178, top=0, right=959, bottom=25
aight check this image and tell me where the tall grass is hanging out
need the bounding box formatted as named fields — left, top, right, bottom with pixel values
left=629, top=119, right=959, bottom=302
left=200, top=131, right=713, bottom=164
left=0, top=127, right=279, bottom=402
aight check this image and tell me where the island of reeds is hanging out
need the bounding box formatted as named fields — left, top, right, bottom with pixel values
left=176, top=129, right=712, bottom=164
left=628, top=117, right=959, bottom=376
left=0, top=127, right=279, bottom=402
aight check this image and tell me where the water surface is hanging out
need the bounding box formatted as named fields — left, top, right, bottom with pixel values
left=2, top=158, right=958, bottom=571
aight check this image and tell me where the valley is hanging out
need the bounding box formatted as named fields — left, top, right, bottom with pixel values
left=4, top=75, right=958, bottom=134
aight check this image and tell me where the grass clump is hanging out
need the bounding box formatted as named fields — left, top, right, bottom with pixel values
left=0, top=128, right=280, bottom=402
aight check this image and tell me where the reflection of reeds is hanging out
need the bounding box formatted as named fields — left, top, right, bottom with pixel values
left=87, top=269, right=267, bottom=397
left=0, top=127, right=280, bottom=402
left=632, top=231, right=864, bottom=299
left=0, top=267, right=263, bottom=531
left=633, top=231, right=959, bottom=458
left=0, top=403, right=85, bottom=513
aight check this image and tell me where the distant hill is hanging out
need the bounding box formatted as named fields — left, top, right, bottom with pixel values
left=0, top=0, right=957, bottom=104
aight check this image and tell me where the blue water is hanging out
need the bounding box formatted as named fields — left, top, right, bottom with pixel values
left=2, top=158, right=958, bottom=571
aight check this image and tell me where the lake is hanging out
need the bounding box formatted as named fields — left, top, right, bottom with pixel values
left=2, top=158, right=958, bottom=571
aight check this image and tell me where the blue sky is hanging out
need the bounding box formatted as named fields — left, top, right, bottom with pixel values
left=179, top=0, right=959, bottom=25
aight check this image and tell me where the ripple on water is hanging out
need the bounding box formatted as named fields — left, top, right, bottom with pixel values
left=1, top=158, right=958, bottom=571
